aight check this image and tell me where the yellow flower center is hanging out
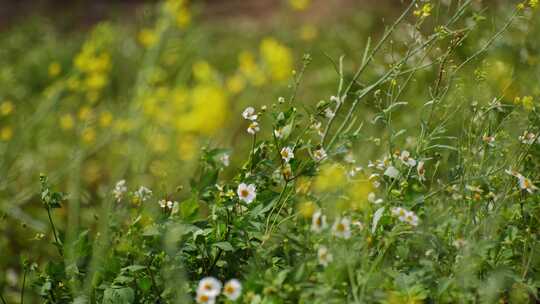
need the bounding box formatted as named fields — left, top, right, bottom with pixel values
left=240, top=189, right=249, bottom=197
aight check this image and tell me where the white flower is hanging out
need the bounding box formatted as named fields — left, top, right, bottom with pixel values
left=384, top=166, right=399, bottom=179
left=311, top=210, right=328, bottom=233
left=247, top=121, right=260, bottom=135
left=134, top=186, right=152, bottom=202
left=330, top=95, right=343, bottom=105
left=311, top=121, right=324, bottom=137
left=280, top=147, right=294, bottom=163
left=313, top=148, right=327, bottom=162
left=332, top=217, right=351, bottom=239
left=158, top=199, right=167, bottom=208
left=518, top=175, right=537, bottom=193
left=171, top=201, right=179, bottom=215
left=242, top=106, right=258, bottom=121
left=399, top=150, right=417, bottom=167
left=392, top=207, right=419, bottom=227
left=506, top=169, right=538, bottom=193
left=223, top=279, right=242, bottom=301
left=417, top=161, right=426, bottom=181
left=197, top=277, right=222, bottom=298
left=113, top=180, right=127, bottom=202
left=519, top=131, right=538, bottom=145
left=324, top=108, right=335, bottom=119
left=317, top=245, right=333, bottom=267
left=368, top=192, right=383, bottom=204
left=220, top=153, right=230, bottom=167
left=237, top=183, right=257, bottom=204
left=195, top=293, right=215, bottom=304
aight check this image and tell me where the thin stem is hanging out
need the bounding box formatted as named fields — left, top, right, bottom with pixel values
left=249, top=134, right=257, bottom=173
left=20, top=268, right=27, bottom=304
left=46, top=207, right=63, bottom=256
left=0, top=292, right=7, bottom=304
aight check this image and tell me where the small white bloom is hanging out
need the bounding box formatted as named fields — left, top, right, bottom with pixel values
left=317, top=245, right=333, bottom=267
left=324, top=108, right=335, bottom=119
left=417, top=161, right=426, bottom=181
left=134, top=186, right=152, bottom=203
left=223, top=279, right=242, bottom=301
left=158, top=199, right=167, bottom=208
left=384, top=166, right=399, bottom=179
left=368, top=192, right=383, bottom=204
left=311, top=121, right=324, bottom=137
left=197, top=277, right=222, bottom=298
left=404, top=211, right=419, bottom=226
left=237, top=183, right=257, bottom=204
left=453, top=238, right=467, bottom=249
left=311, top=210, right=328, bottom=233
left=195, top=293, right=215, bottom=304
left=113, top=180, right=127, bottom=202
left=280, top=146, right=294, bottom=163
left=313, top=148, right=327, bottom=162
left=399, top=150, right=417, bottom=167
left=219, top=153, right=230, bottom=167
left=352, top=220, right=365, bottom=230
left=330, top=95, right=343, bottom=105
left=518, top=175, right=537, bottom=193
left=278, top=96, right=285, bottom=103
left=247, top=121, right=260, bottom=135
left=332, top=217, right=351, bottom=239
left=519, top=131, right=538, bottom=145
left=242, top=106, right=258, bottom=121
left=171, top=201, right=179, bottom=215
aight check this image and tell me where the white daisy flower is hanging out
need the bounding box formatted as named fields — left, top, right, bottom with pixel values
left=313, top=147, right=327, bottom=162
left=317, top=245, right=333, bottom=267
left=417, top=161, right=426, bottom=181
left=158, top=199, right=167, bottom=208
left=237, top=183, right=257, bottom=204
left=274, top=128, right=284, bottom=139
left=223, top=279, right=242, bottom=301
left=311, top=210, right=328, bottom=233
left=399, top=150, right=417, bottom=167
left=197, top=277, right=222, bottom=298
left=384, top=166, right=399, bottom=179
left=332, top=217, right=351, bottom=239
left=404, top=211, right=419, bottom=227
left=242, top=106, right=258, bottom=121
left=113, top=180, right=127, bottom=202
left=195, top=293, right=215, bottom=304
left=280, top=147, right=294, bottom=163
left=518, top=175, right=537, bottom=193
left=219, top=153, right=230, bottom=167
left=247, top=121, right=260, bottom=135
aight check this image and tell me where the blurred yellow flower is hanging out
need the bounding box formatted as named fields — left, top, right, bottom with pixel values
left=78, top=106, right=94, bottom=121
left=289, top=0, right=311, bottom=11
left=347, top=178, right=373, bottom=211
left=150, top=133, right=170, bottom=153
left=0, top=101, right=14, bottom=116
left=0, top=126, right=13, bottom=141
left=60, top=114, right=75, bottom=130
left=82, top=128, right=96, bottom=144
left=260, top=38, right=293, bottom=82
left=226, top=74, right=246, bottom=94
left=48, top=62, right=62, bottom=77
left=99, top=111, right=113, bottom=127
left=314, top=164, right=346, bottom=192
left=85, top=73, right=108, bottom=91
left=530, top=0, right=538, bottom=8
left=176, top=85, right=228, bottom=135
left=297, top=201, right=316, bottom=218
left=176, top=8, right=191, bottom=28
left=522, top=96, right=535, bottom=111
left=193, top=60, right=215, bottom=83
left=138, top=28, right=158, bottom=48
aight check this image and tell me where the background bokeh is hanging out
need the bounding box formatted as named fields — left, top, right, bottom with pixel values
left=1, top=0, right=539, bottom=302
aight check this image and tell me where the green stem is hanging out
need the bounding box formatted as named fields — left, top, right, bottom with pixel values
left=0, top=292, right=7, bottom=304
left=20, top=268, right=27, bottom=304
left=46, top=207, right=63, bottom=256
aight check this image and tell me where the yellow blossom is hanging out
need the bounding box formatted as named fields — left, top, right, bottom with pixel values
left=314, top=164, right=346, bottom=192
left=99, top=111, right=113, bottom=127
left=298, top=201, right=316, bottom=218
left=289, top=0, right=311, bottom=11
left=178, top=135, right=198, bottom=161
left=176, top=85, right=228, bottom=135
left=78, top=106, right=94, bottom=121
left=138, top=28, right=158, bottom=48
left=530, top=0, right=538, bottom=8
left=260, top=38, right=293, bottom=82
left=226, top=74, right=246, bottom=94
left=60, top=114, right=75, bottom=130
left=48, top=62, right=62, bottom=77
left=414, top=3, right=432, bottom=18
left=0, top=101, right=14, bottom=116
left=522, top=96, right=535, bottom=111
left=82, top=128, right=96, bottom=144
left=193, top=60, right=214, bottom=83
left=0, top=126, right=13, bottom=141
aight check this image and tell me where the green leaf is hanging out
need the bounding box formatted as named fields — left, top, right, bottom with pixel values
left=213, top=241, right=234, bottom=251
